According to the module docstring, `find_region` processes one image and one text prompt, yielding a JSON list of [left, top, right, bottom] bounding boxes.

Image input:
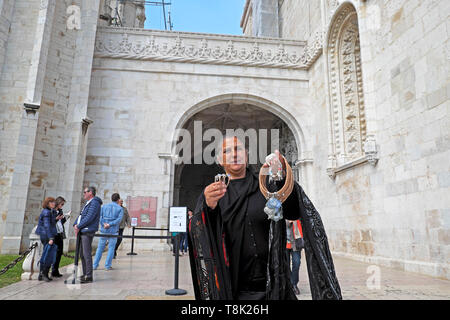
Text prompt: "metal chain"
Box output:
[[0, 242, 39, 276], [62, 252, 75, 259]]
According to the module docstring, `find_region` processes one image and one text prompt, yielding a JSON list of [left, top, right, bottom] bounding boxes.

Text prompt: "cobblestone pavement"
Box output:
[[0, 249, 448, 300]]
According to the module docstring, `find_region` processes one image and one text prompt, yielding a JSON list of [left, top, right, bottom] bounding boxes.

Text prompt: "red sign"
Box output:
[[126, 196, 157, 227]]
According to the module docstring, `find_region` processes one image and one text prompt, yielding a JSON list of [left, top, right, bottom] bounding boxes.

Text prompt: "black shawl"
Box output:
[[188, 171, 342, 300]]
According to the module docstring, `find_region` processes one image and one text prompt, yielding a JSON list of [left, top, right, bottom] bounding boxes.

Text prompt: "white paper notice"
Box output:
[[169, 207, 187, 232]]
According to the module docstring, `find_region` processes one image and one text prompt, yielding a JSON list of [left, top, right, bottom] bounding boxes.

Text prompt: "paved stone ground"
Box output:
[[0, 249, 449, 300]]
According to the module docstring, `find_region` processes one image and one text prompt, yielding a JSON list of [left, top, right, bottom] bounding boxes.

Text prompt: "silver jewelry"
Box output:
[[264, 195, 283, 222], [265, 153, 284, 182], [215, 173, 231, 187]]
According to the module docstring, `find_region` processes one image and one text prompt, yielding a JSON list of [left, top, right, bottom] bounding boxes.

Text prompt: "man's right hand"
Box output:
[[204, 181, 227, 210]]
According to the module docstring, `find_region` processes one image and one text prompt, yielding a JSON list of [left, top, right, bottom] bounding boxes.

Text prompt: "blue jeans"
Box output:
[[287, 249, 302, 286], [179, 232, 188, 252], [93, 234, 118, 270]]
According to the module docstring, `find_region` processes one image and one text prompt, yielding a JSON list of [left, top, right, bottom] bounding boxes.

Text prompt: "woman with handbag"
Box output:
[[52, 196, 70, 278], [35, 197, 58, 282]]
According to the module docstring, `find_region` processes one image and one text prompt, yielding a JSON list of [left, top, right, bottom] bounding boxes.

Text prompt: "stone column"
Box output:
[[294, 157, 314, 195], [60, 0, 101, 251], [252, 0, 280, 37], [0, 0, 15, 77], [1, 0, 56, 254], [121, 0, 145, 28], [1, 106, 40, 254]]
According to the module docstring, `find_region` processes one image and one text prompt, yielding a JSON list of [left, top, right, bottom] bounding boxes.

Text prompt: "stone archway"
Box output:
[[171, 98, 302, 209]]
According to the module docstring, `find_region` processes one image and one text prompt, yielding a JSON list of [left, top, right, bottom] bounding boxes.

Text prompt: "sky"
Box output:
[[144, 0, 247, 35]]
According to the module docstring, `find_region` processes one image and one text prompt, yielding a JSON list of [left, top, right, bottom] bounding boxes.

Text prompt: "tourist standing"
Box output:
[[36, 197, 57, 282], [73, 186, 102, 283], [286, 219, 304, 295], [114, 198, 131, 259], [51, 196, 70, 278]]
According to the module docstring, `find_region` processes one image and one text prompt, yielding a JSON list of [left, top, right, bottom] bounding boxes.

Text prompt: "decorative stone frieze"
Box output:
[[94, 27, 322, 70]]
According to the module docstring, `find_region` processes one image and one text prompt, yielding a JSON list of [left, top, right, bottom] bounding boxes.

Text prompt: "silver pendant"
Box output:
[[265, 153, 283, 183], [264, 195, 283, 222]]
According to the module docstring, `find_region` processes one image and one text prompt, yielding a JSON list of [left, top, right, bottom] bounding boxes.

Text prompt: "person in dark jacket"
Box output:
[[52, 196, 71, 278], [73, 186, 102, 283], [179, 208, 193, 256], [36, 197, 57, 282]]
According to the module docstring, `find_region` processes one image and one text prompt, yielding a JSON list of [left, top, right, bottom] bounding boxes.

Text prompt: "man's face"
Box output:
[[83, 188, 93, 201], [119, 199, 123, 206], [218, 137, 247, 175]]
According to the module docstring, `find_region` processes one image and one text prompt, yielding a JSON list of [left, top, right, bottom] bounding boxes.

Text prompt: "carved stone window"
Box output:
[[326, 3, 377, 179]]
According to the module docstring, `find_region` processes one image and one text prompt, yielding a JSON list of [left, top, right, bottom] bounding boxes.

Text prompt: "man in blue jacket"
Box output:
[[74, 186, 102, 283], [93, 193, 123, 271]]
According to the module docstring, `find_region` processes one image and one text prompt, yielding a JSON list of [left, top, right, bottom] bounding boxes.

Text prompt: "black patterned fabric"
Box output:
[[188, 179, 342, 300], [295, 184, 342, 299]]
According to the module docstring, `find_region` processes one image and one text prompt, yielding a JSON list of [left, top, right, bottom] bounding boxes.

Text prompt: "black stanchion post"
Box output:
[[127, 226, 138, 255], [165, 233, 187, 296], [65, 232, 81, 284]]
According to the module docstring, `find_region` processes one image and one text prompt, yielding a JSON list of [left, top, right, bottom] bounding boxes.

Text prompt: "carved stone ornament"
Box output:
[[327, 4, 369, 168], [81, 118, 93, 136], [23, 103, 40, 116], [94, 27, 323, 70], [363, 135, 378, 166], [326, 3, 377, 178]]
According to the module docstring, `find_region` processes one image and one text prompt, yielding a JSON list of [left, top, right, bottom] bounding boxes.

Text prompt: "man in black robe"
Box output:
[[188, 136, 342, 300]]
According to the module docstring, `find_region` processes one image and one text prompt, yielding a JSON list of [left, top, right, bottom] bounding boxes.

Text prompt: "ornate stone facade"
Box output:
[[94, 26, 326, 70], [326, 3, 377, 178], [95, 27, 306, 69], [242, 0, 449, 280], [0, 0, 448, 280]]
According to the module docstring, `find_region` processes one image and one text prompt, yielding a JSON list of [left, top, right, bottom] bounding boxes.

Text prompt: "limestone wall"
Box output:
[[0, 0, 101, 253], [278, 0, 450, 278], [85, 28, 311, 250], [23, 0, 101, 252], [278, 0, 322, 40], [0, 0, 14, 78], [21, 0, 81, 251]]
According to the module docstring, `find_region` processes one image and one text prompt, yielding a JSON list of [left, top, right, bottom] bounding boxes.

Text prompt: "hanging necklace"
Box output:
[[259, 154, 294, 221]]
